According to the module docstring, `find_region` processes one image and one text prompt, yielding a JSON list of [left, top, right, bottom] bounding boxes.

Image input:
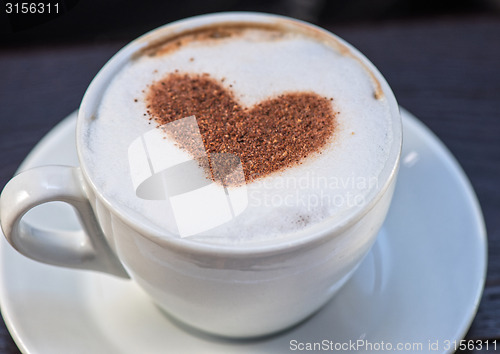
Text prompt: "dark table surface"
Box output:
[[0, 13, 499, 353]]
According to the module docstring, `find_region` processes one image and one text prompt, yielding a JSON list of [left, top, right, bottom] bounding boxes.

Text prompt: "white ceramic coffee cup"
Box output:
[[0, 12, 402, 338]]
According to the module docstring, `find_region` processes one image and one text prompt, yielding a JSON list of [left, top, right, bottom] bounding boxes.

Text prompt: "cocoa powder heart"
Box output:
[[144, 73, 337, 183]]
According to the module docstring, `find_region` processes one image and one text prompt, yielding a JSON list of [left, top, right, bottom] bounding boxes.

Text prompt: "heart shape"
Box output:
[[144, 73, 337, 183]]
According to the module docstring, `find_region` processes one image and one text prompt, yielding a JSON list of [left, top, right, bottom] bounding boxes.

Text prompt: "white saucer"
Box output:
[[0, 108, 487, 354]]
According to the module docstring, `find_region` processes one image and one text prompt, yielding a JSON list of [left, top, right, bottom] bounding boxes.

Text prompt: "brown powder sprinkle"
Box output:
[[145, 72, 337, 184]]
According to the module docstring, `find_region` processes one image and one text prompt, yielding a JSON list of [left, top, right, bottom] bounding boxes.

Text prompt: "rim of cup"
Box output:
[[76, 12, 402, 257]]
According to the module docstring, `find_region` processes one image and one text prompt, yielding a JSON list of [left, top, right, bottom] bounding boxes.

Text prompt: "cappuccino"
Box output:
[[82, 18, 395, 243]]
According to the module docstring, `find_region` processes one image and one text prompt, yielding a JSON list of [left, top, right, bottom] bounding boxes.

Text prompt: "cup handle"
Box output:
[[0, 165, 129, 278]]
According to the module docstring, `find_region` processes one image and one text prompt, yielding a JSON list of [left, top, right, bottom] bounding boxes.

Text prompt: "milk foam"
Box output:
[[82, 25, 394, 244]]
